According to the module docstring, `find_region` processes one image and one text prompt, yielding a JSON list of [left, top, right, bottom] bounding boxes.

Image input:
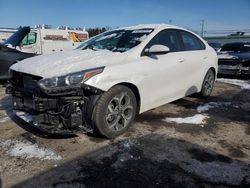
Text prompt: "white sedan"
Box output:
[[9, 24, 218, 138]]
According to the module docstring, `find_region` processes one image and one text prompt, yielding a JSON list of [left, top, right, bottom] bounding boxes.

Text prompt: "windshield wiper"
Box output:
[[85, 46, 104, 51]]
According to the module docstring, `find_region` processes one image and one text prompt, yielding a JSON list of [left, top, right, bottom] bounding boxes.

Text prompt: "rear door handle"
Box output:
[[178, 58, 185, 63]]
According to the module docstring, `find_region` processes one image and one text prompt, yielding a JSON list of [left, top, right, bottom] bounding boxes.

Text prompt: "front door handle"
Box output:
[[178, 58, 185, 63]]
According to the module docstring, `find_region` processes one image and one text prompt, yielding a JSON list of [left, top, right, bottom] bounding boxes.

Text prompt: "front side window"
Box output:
[[145, 30, 181, 52], [21, 32, 37, 46], [77, 29, 153, 53], [180, 31, 205, 51]]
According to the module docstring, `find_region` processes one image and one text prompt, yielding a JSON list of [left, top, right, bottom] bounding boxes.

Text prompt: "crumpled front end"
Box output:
[[218, 58, 250, 76], [6, 71, 103, 134]]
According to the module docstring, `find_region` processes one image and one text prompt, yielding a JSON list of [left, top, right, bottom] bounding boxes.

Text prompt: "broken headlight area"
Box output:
[[218, 59, 250, 75], [6, 71, 104, 134], [38, 67, 104, 90]]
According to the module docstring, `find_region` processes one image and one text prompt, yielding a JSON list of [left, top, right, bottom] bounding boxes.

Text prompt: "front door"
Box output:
[[140, 29, 187, 108]]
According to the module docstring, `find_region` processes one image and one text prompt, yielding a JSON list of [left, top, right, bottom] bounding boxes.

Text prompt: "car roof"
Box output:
[[116, 24, 183, 31]]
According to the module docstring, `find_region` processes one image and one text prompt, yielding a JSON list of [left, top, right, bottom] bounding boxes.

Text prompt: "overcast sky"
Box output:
[[1, 0, 250, 32]]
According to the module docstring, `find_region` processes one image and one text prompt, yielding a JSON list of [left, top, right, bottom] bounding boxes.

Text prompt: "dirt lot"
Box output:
[[0, 80, 249, 188]]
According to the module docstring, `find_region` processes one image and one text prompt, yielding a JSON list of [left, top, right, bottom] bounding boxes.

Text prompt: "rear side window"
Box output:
[[180, 31, 205, 51], [146, 30, 181, 52]]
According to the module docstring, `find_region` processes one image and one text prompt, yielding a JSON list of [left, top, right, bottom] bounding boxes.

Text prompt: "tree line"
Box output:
[[86, 27, 111, 37]]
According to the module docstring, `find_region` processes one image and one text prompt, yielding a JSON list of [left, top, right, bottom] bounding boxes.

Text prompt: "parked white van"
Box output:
[[20, 26, 89, 54], [0, 26, 89, 79]]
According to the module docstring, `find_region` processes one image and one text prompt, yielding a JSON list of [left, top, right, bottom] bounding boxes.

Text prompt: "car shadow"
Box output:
[[0, 95, 12, 111], [10, 133, 250, 188], [0, 81, 7, 87], [218, 74, 250, 80]]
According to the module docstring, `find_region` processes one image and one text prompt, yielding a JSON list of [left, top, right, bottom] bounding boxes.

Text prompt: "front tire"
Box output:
[[92, 85, 137, 138], [199, 69, 215, 98]]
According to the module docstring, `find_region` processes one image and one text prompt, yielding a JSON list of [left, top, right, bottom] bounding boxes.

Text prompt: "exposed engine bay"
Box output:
[[6, 71, 103, 134]]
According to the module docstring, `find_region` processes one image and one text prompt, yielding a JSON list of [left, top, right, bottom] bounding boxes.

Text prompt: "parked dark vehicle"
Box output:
[[208, 42, 221, 52], [0, 27, 35, 80], [218, 42, 250, 76]]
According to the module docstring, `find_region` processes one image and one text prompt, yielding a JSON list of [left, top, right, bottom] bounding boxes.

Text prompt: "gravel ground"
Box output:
[[0, 80, 249, 188]]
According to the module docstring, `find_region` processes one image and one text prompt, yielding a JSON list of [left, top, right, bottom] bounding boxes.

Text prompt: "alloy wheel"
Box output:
[[106, 92, 134, 131]]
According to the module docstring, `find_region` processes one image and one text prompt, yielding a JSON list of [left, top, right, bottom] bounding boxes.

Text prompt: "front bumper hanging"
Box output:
[[6, 73, 103, 134]]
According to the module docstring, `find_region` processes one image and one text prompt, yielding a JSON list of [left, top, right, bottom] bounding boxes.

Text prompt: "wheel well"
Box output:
[[209, 67, 216, 77], [115, 82, 141, 114]]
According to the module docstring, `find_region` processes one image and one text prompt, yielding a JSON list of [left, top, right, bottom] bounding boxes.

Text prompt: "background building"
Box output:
[[203, 30, 250, 45], [0, 28, 17, 41]]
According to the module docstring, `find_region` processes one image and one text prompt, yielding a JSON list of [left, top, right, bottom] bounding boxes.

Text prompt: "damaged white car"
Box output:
[[7, 24, 218, 138]]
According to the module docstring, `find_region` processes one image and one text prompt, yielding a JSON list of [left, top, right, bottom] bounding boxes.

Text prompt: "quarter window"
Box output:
[[180, 31, 205, 51], [146, 30, 181, 52]]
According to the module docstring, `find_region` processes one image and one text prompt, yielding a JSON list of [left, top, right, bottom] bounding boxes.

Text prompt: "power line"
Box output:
[[201, 20, 205, 37]]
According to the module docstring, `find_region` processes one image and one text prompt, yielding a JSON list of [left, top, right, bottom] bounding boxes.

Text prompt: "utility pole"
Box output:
[[201, 19, 205, 37]]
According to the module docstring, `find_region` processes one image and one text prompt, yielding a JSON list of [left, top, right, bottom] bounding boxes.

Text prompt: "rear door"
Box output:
[[177, 30, 208, 94]]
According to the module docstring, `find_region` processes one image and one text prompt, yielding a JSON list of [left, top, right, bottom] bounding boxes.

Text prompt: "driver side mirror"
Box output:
[[145, 44, 170, 55]]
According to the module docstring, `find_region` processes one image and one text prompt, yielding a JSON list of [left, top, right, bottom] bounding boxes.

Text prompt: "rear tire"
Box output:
[[92, 85, 137, 138], [199, 69, 215, 98]]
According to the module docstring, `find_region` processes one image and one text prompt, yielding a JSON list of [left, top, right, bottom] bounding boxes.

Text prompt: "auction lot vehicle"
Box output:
[[7, 24, 218, 138], [0, 26, 88, 79], [208, 42, 221, 52], [218, 42, 250, 76]]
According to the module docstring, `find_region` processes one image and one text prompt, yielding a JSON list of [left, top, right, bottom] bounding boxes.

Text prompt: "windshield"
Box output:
[[77, 29, 154, 52], [4, 27, 30, 47], [221, 43, 250, 53]]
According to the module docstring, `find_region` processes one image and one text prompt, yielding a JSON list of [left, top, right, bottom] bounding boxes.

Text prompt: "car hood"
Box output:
[[218, 51, 250, 60], [11, 49, 127, 78]]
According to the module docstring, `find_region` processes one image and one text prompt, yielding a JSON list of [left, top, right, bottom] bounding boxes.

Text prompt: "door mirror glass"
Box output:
[[145, 44, 170, 55]]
